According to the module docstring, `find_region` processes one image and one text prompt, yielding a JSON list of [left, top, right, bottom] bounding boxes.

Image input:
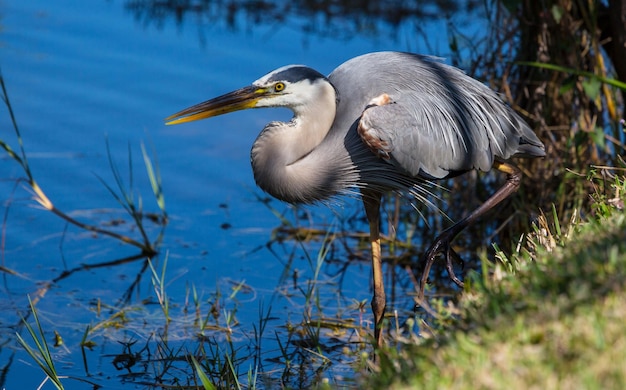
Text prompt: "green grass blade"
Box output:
[[141, 142, 166, 213], [224, 351, 242, 390], [16, 297, 64, 390], [517, 61, 626, 90], [0, 69, 33, 179], [191, 355, 217, 390]]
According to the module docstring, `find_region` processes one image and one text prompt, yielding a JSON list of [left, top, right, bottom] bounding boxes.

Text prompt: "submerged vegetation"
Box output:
[[2, 0, 626, 388]]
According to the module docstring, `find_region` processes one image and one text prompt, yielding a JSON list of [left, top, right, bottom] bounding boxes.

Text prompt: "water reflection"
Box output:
[[125, 0, 482, 40]]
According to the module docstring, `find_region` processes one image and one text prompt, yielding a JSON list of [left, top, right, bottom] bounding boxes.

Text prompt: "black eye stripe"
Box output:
[[267, 66, 326, 84]]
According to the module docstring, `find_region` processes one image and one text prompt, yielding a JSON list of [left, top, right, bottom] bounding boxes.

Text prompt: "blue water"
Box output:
[[0, 1, 480, 388]]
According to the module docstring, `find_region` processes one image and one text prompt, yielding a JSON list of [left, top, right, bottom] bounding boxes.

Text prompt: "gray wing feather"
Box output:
[[359, 101, 457, 178], [332, 52, 545, 180]]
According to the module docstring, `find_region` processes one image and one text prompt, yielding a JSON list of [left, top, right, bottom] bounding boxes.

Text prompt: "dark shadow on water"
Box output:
[[124, 0, 484, 45]]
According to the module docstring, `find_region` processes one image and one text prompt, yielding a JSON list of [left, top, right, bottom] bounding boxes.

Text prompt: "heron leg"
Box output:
[[361, 189, 385, 348], [418, 161, 522, 301]]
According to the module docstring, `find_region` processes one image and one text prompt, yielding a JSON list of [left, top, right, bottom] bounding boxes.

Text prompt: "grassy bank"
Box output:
[[369, 174, 626, 389]]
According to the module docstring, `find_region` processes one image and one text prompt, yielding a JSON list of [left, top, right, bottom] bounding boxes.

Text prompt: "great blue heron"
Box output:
[[165, 51, 545, 347]]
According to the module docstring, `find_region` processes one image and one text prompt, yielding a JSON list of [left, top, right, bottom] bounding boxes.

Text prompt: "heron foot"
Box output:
[[418, 231, 465, 300]]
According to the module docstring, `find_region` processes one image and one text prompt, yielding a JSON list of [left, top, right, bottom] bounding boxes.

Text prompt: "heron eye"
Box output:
[[274, 82, 285, 92]]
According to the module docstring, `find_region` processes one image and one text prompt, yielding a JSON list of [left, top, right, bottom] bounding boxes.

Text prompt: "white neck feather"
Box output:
[[250, 80, 346, 203]]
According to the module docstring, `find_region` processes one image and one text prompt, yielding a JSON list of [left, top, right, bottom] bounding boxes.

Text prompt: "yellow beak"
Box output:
[[165, 85, 265, 125]]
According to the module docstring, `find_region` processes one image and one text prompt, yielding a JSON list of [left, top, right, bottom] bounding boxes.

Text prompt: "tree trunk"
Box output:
[[604, 0, 626, 83]]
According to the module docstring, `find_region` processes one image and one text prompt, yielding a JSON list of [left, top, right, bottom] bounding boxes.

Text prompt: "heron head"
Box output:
[[165, 65, 330, 125]]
